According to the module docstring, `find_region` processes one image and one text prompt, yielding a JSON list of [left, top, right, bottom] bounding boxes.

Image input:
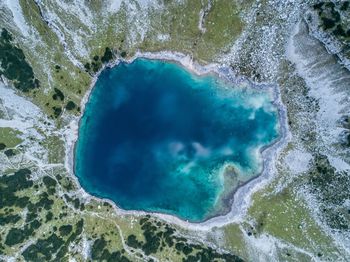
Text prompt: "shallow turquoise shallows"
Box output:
[[75, 58, 279, 221]]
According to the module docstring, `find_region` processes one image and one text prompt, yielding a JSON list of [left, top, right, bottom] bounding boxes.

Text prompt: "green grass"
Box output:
[[246, 182, 342, 259], [2, 0, 244, 124], [220, 223, 248, 260], [41, 136, 65, 164], [0, 128, 23, 148], [138, 0, 243, 63], [194, 0, 243, 61], [15, 0, 91, 119]]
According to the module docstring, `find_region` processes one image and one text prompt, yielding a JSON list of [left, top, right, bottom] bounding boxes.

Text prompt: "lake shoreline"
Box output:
[[64, 51, 290, 230]]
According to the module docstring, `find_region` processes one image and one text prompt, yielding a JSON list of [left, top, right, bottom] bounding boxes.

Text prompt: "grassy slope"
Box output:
[[0, 128, 22, 148]]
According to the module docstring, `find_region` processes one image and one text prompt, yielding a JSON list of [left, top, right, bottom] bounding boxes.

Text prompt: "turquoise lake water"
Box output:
[[75, 58, 279, 221]]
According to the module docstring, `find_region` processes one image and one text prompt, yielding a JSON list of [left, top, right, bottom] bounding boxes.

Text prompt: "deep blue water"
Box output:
[[75, 58, 279, 221]]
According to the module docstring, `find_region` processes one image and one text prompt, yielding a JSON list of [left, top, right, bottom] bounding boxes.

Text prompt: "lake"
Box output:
[[75, 58, 279, 221]]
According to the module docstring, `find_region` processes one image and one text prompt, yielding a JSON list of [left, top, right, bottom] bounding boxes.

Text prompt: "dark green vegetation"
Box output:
[[49, 87, 79, 118], [101, 47, 114, 63], [0, 29, 40, 92], [5, 220, 41, 246], [22, 233, 64, 261], [126, 216, 244, 261], [59, 225, 73, 236], [50, 88, 69, 117], [312, 2, 350, 59], [340, 115, 350, 146], [65, 101, 76, 110], [0, 143, 6, 150], [43, 175, 57, 194], [313, 2, 344, 33], [0, 167, 86, 260], [22, 219, 84, 261], [84, 47, 116, 75], [0, 168, 33, 210], [0, 165, 243, 260], [308, 155, 350, 231], [52, 106, 62, 118], [4, 148, 15, 157], [52, 88, 64, 101], [90, 237, 131, 262], [0, 213, 21, 226]]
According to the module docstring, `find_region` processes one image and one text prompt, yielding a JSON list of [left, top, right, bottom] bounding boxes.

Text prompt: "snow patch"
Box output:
[[328, 156, 350, 172], [4, 0, 31, 37], [109, 0, 122, 12], [0, 82, 55, 166], [285, 149, 312, 174], [286, 21, 350, 160], [0, 83, 42, 120], [157, 34, 170, 42], [244, 233, 278, 261]]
